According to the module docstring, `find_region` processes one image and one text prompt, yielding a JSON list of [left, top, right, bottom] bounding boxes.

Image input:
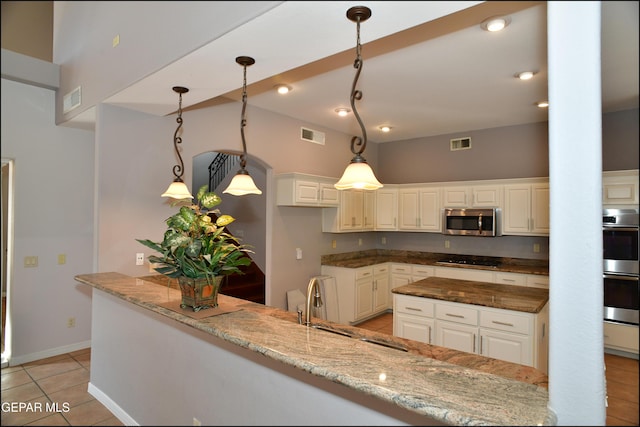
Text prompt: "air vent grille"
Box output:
[[450, 137, 472, 151], [300, 127, 325, 145], [63, 86, 82, 113]]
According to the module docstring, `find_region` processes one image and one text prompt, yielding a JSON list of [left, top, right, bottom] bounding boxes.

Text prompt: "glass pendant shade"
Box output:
[[223, 171, 262, 196], [161, 180, 193, 200], [335, 159, 383, 190]]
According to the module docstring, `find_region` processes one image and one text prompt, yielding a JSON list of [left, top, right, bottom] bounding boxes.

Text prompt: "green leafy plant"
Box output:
[[137, 185, 253, 281]]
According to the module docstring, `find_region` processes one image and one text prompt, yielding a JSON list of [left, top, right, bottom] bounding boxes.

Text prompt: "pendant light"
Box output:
[[161, 86, 194, 200], [223, 56, 263, 196], [334, 6, 383, 191]]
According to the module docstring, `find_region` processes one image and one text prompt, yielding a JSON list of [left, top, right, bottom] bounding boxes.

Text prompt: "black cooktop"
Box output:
[[436, 255, 501, 268]]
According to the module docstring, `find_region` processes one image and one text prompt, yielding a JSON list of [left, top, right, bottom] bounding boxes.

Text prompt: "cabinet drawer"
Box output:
[[355, 267, 373, 280], [480, 310, 530, 335], [526, 275, 549, 289], [495, 272, 526, 286], [391, 264, 412, 275], [412, 265, 435, 277], [436, 303, 478, 326], [373, 264, 389, 275], [394, 294, 434, 317]]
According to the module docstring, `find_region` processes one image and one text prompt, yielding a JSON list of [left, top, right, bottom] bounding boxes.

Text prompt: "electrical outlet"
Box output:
[[58, 254, 66, 265], [67, 317, 76, 328], [136, 253, 144, 266], [381, 237, 387, 245], [445, 240, 450, 249], [533, 243, 540, 253], [358, 238, 363, 246], [332, 240, 336, 249], [24, 256, 38, 268], [296, 248, 302, 260]]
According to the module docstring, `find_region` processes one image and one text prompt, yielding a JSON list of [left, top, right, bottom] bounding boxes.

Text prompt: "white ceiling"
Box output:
[[88, 1, 638, 143]]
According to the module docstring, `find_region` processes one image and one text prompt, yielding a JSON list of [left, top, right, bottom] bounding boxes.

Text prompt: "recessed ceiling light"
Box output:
[[274, 84, 292, 94], [481, 16, 511, 32], [515, 71, 536, 80], [378, 125, 392, 133], [335, 108, 350, 117]]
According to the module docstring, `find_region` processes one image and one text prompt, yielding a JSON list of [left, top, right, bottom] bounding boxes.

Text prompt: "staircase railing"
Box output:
[[208, 153, 239, 192]]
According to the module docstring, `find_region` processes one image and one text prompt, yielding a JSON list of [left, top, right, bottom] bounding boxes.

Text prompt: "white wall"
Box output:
[[1, 77, 95, 364]]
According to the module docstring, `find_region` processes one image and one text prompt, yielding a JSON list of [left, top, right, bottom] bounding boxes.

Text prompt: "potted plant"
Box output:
[[137, 185, 253, 311]]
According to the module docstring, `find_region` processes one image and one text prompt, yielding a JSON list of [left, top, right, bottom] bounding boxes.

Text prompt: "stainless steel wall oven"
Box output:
[[603, 208, 639, 326]]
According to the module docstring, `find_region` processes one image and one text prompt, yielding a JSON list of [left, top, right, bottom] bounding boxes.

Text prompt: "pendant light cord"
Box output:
[[171, 86, 188, 182], [349, 11, 368, 158], [239, 63, 249, 171]]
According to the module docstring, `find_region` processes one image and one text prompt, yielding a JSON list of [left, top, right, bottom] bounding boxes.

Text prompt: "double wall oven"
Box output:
[[603, 208, 639, 326]]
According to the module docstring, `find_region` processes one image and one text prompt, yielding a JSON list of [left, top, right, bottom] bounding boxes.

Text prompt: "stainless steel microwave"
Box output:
[[442, 207, 501, 237]]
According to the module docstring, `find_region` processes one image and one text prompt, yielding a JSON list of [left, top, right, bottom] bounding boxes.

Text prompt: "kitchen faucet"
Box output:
[[303, 277, 324, 326]]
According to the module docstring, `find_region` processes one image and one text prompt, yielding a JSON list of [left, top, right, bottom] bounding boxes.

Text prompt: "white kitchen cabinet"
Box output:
[[442, 184, 503, 208], [602, 169, 639, 206], [495, 271, 549, 289], [321, 264, 390, 324], [375, 186, 398, 230], [276, 173, 339, 207], [393, 294, 434, 344], [434, 265, 495, 282], [322, 189, 375, 232], [604, 321, 639, 355], [435, 302, 479, 353], [390, 264, 436, 309], [373, 264, 390, 313], [398, 186, 441, 231], [503, 181, 550, 236], [395, 293, 548, 371]]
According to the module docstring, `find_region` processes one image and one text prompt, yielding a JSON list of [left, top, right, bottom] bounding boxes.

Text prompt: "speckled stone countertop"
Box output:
[[75, 272, 553, 426], [321, 249, 549, 275], [393, 277, 549, 313]]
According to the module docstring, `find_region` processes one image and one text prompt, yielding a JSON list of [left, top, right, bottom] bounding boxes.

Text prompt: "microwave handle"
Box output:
[[478, 213, 483, 233]]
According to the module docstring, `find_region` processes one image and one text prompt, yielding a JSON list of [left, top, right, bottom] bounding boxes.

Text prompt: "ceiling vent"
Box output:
[[300, 127, 325, 145], [450, 137, 471, 151], [63, 86, 82, 114]]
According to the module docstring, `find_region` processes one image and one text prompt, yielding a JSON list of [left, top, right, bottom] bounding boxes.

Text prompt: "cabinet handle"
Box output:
[[479, 336, 483, 354], [428, 325, 432, 344], [405, 306, 422, 312], [445, 313, 464, 319], [491, 320, 514, 327], [501, 278, 516, 283], [373, 280, 377, 291], [473, 334, 476, 353]]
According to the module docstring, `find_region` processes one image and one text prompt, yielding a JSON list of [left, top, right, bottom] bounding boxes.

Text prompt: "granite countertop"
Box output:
[[321, 249, 549, 275], [75, 272, 553, 426], [392, 277, 549, 313]]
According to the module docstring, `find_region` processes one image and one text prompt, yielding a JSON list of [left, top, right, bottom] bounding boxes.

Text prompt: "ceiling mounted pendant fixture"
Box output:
[[161, 86, 194, 200], [334, 6, 383, 191], [223, 56, 262, 196]]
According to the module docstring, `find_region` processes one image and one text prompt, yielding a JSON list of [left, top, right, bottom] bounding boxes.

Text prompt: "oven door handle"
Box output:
[[603, 274, 639, 281], [603, 226, 639, 232]]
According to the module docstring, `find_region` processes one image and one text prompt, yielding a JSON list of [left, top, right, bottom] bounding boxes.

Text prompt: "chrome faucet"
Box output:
[[303, 277, 324, 326]]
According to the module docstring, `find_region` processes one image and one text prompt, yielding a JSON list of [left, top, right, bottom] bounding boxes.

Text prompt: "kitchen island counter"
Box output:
[[75, 272, 553, 426], [392, 276, 549, 313]]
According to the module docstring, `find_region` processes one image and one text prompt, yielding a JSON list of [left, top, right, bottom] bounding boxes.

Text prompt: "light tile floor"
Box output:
[[1, 348, 123, 426]]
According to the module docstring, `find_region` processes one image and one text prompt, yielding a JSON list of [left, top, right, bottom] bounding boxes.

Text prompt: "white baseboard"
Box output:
[[88, 382, 138, 426], [8, 340, 92, 366]]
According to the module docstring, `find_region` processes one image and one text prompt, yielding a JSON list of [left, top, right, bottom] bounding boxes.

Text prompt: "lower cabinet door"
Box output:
[[480, 329, 532, 366], [394, 312, 433, 344], [435, 321, 477, 353]]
